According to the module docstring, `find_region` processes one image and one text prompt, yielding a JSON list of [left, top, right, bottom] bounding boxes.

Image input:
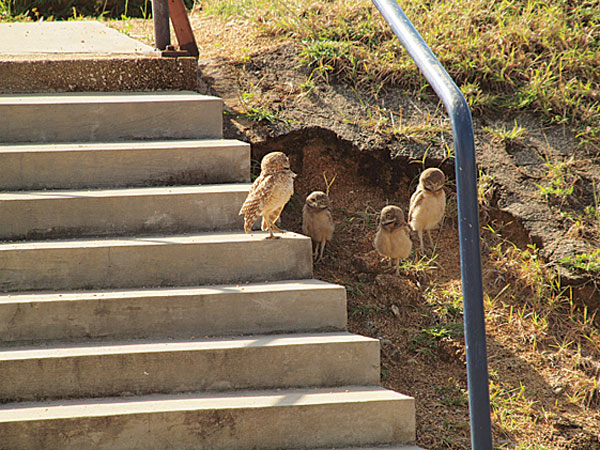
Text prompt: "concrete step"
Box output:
[[0, 139, 250, 190], [0, 333, 379, 402], [0, 184, 251, 240], [0, 92, 223, 143], [0, 232, 313, 292], [0, 280, 347, 343], [0, 386, 415, 449]]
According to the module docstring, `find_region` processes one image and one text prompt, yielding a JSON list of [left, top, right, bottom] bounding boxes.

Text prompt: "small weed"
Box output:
[[344, 281, 367, 300], [478, 169, 495, 207], [399, 253, 438, 275], [298, 72, 316, 95], [436, 379, 468, 407], [560, 249, 600, 274], [392, 112, 450, 146], [537, 156, 578, 204], [482, 120, 527, 146], [350, 303, 386, 317], [322, 172, 336, 197], [340, 206, 379, 231], [250, 159, 261, 182], [240, 91, 278, 123]]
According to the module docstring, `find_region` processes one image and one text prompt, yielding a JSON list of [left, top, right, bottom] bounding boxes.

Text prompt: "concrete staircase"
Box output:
[[0, 92, 416, 449]]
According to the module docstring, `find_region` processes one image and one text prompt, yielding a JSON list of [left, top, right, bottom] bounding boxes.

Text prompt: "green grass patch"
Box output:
[[201, 0, 600, 149]]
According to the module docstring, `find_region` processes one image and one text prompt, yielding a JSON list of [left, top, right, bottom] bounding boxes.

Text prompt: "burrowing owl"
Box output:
[[374, 205, 412, 275], [302, 191, 334, 263], [408, 167, 446, 252], [239, 152, 296, 239]]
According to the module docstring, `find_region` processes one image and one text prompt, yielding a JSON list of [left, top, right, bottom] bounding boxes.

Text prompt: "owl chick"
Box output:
[[302, 191, 334, 263], [408, 167, 446, 252], [374, 205, 412, 275], [239, 152, 296, 239]]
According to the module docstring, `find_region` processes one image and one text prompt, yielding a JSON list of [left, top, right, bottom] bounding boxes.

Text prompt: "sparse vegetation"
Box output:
[[4, 1, 600, 448], [197, 0, 600, 150]]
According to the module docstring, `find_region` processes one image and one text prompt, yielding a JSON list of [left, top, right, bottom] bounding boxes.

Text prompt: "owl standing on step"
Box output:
[[302, 191, 334, 263], [408, 168, 446, 252], [374, 205, 412, 275], [239, 152, 296, 239]]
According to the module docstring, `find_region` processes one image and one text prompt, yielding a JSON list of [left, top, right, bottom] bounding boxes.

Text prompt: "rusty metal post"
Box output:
[[152, 0, 170, 50]]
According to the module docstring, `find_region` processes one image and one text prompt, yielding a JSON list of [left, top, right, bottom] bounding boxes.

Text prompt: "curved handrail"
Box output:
[[370, 1, 493, 448]]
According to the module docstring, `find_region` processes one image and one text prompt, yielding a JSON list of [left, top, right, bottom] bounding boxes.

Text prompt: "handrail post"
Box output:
[[152, 0, 170, 50], [370, 1, 493, 448]]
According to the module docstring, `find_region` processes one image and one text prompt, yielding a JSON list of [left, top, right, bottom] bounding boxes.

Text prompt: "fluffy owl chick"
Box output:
[[408, 167, 446, 252], [374, 205, 412, 275], [302, 191, 334, 263], [239, 152, 296, 239]]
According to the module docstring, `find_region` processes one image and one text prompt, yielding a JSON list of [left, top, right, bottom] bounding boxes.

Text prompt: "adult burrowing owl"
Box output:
[[408, 167, 446, 252], [374, 205, 412, 275], [302, 191, 334, 263], [239, 152, 296, 239]]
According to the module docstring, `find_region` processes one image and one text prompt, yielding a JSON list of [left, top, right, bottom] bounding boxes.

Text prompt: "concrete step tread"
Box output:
[[0, 386, 411, 422], [0, 138, 248, 154], [0, 231, 309, 250], [0, 332, 375, 358], [0, 279, 346, 342], [0, 279, 340, 303], [0, 91, 219, 105], [1, 91, 223, 143], [0, 183, 251, 200]]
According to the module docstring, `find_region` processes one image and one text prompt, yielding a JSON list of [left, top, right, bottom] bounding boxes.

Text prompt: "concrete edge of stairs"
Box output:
[[0, 139, 251, 190], [0, 184, 251, 240], [0, 386, 416, 449], [0, 333, 381, 402], [0, 92, 224, 143], [0, 279, 348, 342], [0, 232, 314, 292]]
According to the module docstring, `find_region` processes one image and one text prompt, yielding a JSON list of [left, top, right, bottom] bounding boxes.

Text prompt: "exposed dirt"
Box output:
[[195, 39, 600, 284], [111, 15, 600, 450]]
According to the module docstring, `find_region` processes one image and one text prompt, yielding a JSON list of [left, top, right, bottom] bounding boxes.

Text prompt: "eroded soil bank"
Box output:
[[199, 42, 600, 286], [192, 30, 600, 450]]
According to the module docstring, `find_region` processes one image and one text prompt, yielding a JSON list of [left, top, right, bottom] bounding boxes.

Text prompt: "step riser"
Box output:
[[0, 398, 415, 450], [1, 340, 379, 402], [0, 141, 250, 190], [0, 93, 223, 143], [0, 284, 347, 342], [0, 235, 313, 292], [0, 189, 249, 240]]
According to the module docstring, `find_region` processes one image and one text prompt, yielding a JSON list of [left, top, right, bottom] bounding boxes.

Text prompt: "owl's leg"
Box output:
[[315, 240, 326, 263], [270, 206, 285, 234], [313, 241, 320, 261], [395, 258, 400, 275], [318, 239, 327, 262], [417, 230, 425, 253], [262, 216, 278, 239], [265, 224, 280, 239], [427, 229, 434, 248]]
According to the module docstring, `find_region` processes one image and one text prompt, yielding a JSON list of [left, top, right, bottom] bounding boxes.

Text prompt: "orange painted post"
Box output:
[[168, 0, 199, 57]]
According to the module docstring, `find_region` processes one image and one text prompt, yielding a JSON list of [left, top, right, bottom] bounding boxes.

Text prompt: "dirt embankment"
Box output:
[[199, 42, 599, 285]]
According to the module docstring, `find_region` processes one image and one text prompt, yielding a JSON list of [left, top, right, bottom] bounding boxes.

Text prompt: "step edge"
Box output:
[[0, 332, 378, 359], [0, 279, 344, 303], [0, 386, 413, 422], [0, 183, 252, 200]]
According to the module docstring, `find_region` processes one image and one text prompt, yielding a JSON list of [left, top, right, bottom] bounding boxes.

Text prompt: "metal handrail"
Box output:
[[370, 0, 493, 448]]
